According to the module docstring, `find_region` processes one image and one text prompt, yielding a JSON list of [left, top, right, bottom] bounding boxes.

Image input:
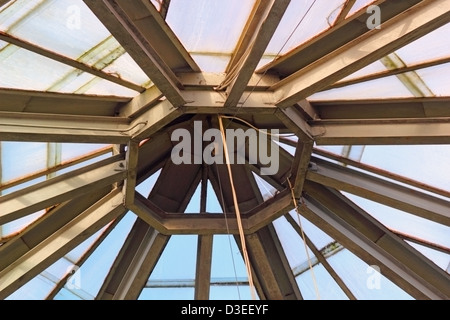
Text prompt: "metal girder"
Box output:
[[83, 0, 186, 107], [0, 155, 126, 225], [284, 214, 357, 300], [306, 157, 450, 226], [0, 111, 131, 143], [311, 97, 450, 120], [0, 187, 110, 272], [181, 90, 278, 115], [0, 88, 128, 116], [118, 86, 163, 118], [179, 72, 279, 91], [110, 225, 169, 300], [113, 0, 199, 73], [275, 106, 314, 141], [123, 141, 139, 206], [311, 118, 450, 145], [273, 0, 450, 107], [258, 0, 420, 76], [130, 99, 183, 141], [245, 225, 302, 300], [302, 182, 450, 300], [289, 141, 313, 198], [0, 31, 144, 93], [0, 189, 127, 300], [0, 0, 11, 9], [194, 235, 213, 300], [220, 0, 290, 107]]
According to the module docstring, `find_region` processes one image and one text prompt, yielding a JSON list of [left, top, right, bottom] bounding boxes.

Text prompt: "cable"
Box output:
[[218, 115, 257, 300], [287, 178, 321, 300], [219, 115, 296, 137]]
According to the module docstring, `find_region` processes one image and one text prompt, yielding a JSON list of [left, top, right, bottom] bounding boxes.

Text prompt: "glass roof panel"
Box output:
[[308, 75, 414, 101], [295, 264, 348, 300], [2, 0, 111, 60], [166, 0, 256, 71], [327, 249, 414, 300], [407, 242, 450, 272], [360, 145, 450, 191], [344, 193, 450, 255], [395, 24, 450, 67], [416, 64, 450, 96], [6, 274, 55, 300]]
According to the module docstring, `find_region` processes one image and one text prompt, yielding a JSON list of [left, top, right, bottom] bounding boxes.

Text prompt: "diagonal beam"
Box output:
[[274, 0, 450, 107], [258, 0, 420, 75], [0, 0, 11, 8], [302, 182, 450, 300], [0, 155, 126, 225], [326, 56, 450, 90], [111, 225, 169, 300], [0, 187, 111, 273], [113, 0, 199, 72], [0, 31, 144, 92], [0, 189, 127, 300], [306, 157, 450, 226], [221, 0, 290, 107], [83, 0, 186, 107], [245, 225, 302, 300]]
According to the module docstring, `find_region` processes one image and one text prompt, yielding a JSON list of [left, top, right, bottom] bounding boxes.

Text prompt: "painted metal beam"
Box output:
[[0, 189, 127, 300], [258, 0, 420, 75], [0, 87, 128, 116], [245, 225, 302, 300], [221, 0, 290, 107], [83, 0, 186, 107], [0, 187, 111, 272], [111, 226, 169, 300], [113, 0, 199, 72], [311, 118, 450, 145], [123, 141, 139, 206], [0, 155, 126, 225], [0, 111, 131, 143], [274, 0, 450, 107], [302, 182, 450, 300], [306, 157, 450, 226], [311, 97, 450, 120], [194, 235, 213, 300]]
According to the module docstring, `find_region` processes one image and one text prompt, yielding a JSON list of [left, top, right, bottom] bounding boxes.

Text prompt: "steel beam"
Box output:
[[221, 0, 290, 107], [0, 155, 126, 225], [306, 157, 450, 226], [0, 88, 128, 116], [311, 118, 450, 145], [0, 189, 127, 300], [111, 226, 169, 300], [113, 0, 199, 73], [302, 182, 450, 300], [311, 97, 450, 120], [0, 111, 131, 143], [245, 225, 302, 300], [83, 0, 186, 107], [0, 187, 111, 272], [274, 0, 450, 107], [123, 141, 139, 206]]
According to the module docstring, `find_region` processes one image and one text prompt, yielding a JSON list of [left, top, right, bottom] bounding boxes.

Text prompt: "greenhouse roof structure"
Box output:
[[0, 0, 449, 300]]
